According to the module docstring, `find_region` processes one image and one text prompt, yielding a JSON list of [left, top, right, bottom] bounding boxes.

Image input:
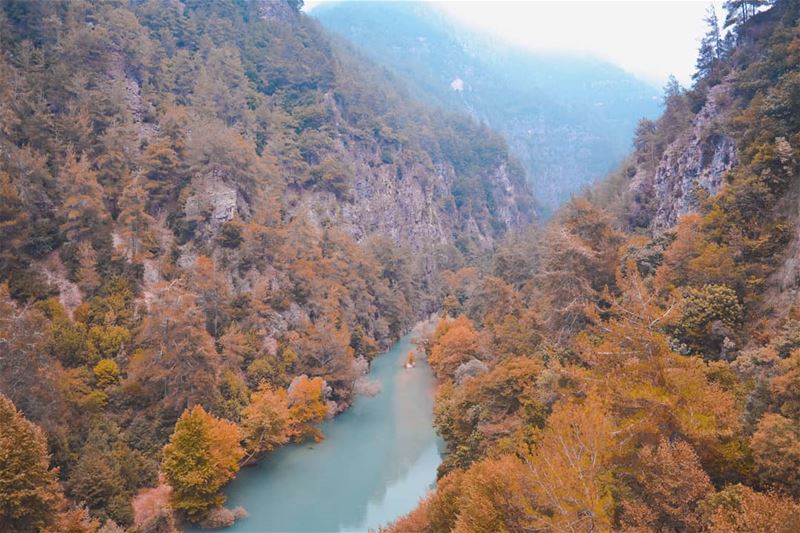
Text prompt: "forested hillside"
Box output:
[[313, 1, 660, 213], [388, 1, 800, 531], [0, 0, 532, 530]]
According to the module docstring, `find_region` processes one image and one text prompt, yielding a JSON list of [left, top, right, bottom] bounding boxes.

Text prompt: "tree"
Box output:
[[161, 405, 244, 523], [116, 175, 158, 260], [674, 284, 743, 357], [619, 439, 714, 531], [705, 484, 800, 532], [450, 455, 532, 533], [93, 359, 120, 388], [434, 356, 547, 473], [287, 375, 328, 443], [428, 315, 481, 381], [128, 282, 220, 413], [66, 420, 154, 526], [77, 241, 102, 294], [516, 396, 615, 532], [241, 382, 291, 462], [57, 149, 106, 243], [663, 74, 682, 101], [533, 199, 622, 339], [0, 285, 68, 431], [770, 349, 800, 420], [750, 413, 800, 496], [695, 5, 723, 81], [141, 137, 182, 211], [0, 394, 63, 531], [723, 0, 770, 30], [56, 506, 101, 533], [192, 256, 231, 338], [581, 265, 742, 477], [291, 321, 356, 395]]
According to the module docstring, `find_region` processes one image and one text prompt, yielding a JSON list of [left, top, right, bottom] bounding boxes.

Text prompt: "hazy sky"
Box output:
[[306, 1, 725, 87]]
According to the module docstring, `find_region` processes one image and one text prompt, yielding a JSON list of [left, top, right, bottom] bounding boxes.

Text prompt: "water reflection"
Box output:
[[213, 330, 442, 533]]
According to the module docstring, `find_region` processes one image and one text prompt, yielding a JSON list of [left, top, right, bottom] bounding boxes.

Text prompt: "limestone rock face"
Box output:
[[629, 80, 738, 232], [184, 175, 243, 230], [255, 0, 297, 23], [286, 95, 533, 252]]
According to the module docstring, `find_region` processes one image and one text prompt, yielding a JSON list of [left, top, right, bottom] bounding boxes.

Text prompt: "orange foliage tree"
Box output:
[[287, 375, 329, 443], [161, 405, 244, 523], [428, 315, 482, 381], [241, 382, 291, 462]]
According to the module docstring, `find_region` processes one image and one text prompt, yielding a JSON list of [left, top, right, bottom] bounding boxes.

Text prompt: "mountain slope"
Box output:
[[313, 0, 660, 213], [387, 1, 800, 530], [0, 0, 532, 528]]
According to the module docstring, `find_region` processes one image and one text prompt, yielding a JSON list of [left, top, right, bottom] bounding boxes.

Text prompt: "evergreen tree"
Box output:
[[724, 0, 770, 30], [57, 149, 107, 243], [77, 241, 102, 294], [694, 5, 723, 82], [663, 74, 683, 101], [128, 282, 220, 412], [116, 175, 158, 260]]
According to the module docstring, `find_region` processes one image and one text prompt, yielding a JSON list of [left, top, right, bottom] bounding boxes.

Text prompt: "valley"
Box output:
[[2, 1, 800, 532]]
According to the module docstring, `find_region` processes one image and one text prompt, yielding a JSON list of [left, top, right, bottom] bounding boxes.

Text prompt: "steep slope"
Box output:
[[0, 0, 532, 528], [387, 1, 800, 531], [313, 0, 660, 213]]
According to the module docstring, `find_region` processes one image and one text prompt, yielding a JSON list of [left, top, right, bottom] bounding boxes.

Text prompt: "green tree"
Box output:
[[723, 0, 770, 30], [695, 5, 722, 81], [674, 284, 743, 357]]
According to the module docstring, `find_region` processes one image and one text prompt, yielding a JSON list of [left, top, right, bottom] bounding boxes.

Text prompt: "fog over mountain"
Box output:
[[313, 1, 661, 213]]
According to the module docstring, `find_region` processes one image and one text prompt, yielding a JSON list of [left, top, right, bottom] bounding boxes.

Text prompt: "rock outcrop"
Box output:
[[291, 133, 532, 252], [629, 80, 738, 232]]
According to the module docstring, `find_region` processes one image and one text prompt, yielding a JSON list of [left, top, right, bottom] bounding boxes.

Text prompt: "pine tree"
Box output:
[[723, 0, 770, 30], [57, 149, 106, 242], [694, 5, 723, 82], [117, 175, 158, 260], [0, 394, 63, 531], [128, 282, 220, 412], [663, 74, 682, 101], [77, 241, 102, 294]]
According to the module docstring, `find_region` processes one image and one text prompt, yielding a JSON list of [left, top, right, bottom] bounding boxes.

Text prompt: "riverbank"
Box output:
[[190, 322, 443, 532]]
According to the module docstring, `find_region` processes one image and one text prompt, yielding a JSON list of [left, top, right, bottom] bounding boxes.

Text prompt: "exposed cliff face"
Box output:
[[628, 80, 739, 231], [172, 3, 534, 257], [288, 125, 532, 252]]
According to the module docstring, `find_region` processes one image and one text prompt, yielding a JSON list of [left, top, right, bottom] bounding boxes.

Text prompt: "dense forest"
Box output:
[[4, 0, 800, 532], [387, 0, 800, 531], [0, 0, 532, 530]]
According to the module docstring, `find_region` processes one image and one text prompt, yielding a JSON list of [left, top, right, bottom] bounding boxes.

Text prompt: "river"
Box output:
[[213, 328, 443, 532]]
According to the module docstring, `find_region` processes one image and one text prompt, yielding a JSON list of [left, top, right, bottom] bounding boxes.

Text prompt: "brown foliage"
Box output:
[[429, 316, 482, 381], [618, 439, 714, 531], [704, 484, 800, 533]]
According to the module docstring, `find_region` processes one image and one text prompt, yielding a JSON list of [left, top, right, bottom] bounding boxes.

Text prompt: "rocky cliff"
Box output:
[[627, 79, 739, 231], [170, 5, 534, 261]]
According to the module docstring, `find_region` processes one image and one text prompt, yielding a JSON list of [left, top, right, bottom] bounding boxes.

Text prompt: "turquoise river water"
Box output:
[[210, 330, 443, 532]]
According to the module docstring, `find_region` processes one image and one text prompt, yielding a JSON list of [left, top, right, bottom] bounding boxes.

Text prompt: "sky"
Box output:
[[305, 1, 725, 87]]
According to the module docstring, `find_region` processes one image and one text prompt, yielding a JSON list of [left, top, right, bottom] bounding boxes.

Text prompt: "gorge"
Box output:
[[3, 1, 800, 532]]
